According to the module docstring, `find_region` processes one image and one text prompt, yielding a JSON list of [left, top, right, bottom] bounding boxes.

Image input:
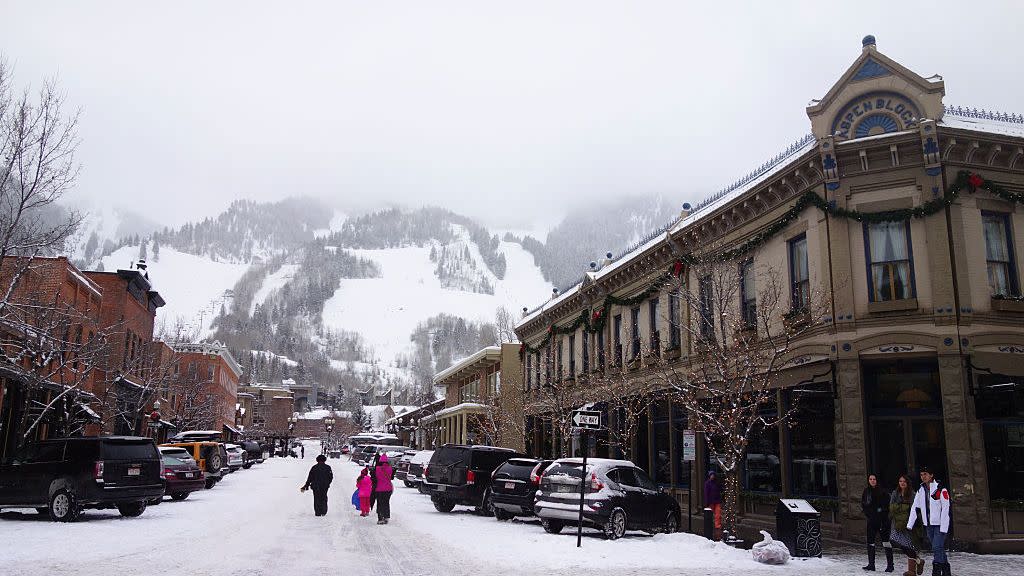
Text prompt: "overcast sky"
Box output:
[[2, 1, 1021, 231]]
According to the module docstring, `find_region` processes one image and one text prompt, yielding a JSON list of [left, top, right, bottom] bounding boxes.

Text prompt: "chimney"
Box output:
[[679, 202, 693, 220]]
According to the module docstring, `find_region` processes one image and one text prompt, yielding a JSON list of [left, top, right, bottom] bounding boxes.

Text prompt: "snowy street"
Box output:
[[1, 442, 1019, 576]]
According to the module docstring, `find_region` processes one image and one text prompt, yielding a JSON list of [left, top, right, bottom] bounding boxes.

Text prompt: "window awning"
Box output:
[[223, 423, 242, 435]]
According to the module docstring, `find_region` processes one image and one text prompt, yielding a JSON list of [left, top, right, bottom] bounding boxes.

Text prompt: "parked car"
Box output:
[[406, 450, 433, 491], [340, 445, 350, 455], [395, 450, 418, 481], [423, 444, 525, 514], [0, 436, 164, 521], [157, 446, 206, 501], [533, 458, 681, 540], [377, 446, 412, 467], [224, 444, 245, 472], [168, 430, 222, 442], [489, 458, 554, 520], [239, 441, 264, 465], [161, 441, 228, 489]]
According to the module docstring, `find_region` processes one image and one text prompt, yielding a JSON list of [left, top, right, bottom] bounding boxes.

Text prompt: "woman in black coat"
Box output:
[[862, 473, 894, 572]]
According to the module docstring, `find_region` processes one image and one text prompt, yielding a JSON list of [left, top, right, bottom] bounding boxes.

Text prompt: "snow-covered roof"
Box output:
[[940, 105, 1024, 138], [433, 346, 502, 384], [419, 402, 491, 424], [517, 133, 818, 332]]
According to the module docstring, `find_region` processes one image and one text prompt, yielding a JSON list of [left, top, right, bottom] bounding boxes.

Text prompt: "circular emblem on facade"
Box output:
[[944, 337, 954, 346], [830, 91, 921, 140], [842, 343, 852, 352]]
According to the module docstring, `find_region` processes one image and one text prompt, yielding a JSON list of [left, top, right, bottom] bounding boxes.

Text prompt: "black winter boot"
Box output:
[[883, 546, 894, 572], [941, 562, 951, 576], [930, 561, 940, 576], [863, 545, 876, 571]]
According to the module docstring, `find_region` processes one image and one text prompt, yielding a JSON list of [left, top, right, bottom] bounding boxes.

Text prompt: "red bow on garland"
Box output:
[[968, 173, 984, 190], [591, 308, 603, 321], [672, 260, 684, 277]]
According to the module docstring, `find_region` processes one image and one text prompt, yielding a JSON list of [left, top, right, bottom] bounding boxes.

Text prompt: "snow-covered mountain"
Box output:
[[65, 196, 675, 400]]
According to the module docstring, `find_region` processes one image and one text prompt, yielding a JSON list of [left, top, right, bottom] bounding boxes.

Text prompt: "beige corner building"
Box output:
[[514, 37, 1024, 552], [424, 344, 525, 451]]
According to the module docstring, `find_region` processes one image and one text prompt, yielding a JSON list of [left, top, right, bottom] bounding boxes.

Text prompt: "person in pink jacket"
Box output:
[[356, 467, 373, 517], [374, 454, 395, 524]]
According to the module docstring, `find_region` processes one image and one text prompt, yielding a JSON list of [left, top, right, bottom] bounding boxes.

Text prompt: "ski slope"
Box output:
[[321, 237, 550, 364]]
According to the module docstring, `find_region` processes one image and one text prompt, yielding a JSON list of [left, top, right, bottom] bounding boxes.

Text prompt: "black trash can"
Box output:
[[775, 499, 822, 558]]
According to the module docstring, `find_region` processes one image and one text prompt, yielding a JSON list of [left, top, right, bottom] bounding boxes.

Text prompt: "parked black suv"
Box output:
[[0, 436, 165, 522], [423, 444, 524, 514], [489, 457, 554, 520]]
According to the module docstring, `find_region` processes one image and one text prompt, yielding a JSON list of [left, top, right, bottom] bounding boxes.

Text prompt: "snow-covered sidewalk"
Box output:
[[1, 443, 1019, 576]]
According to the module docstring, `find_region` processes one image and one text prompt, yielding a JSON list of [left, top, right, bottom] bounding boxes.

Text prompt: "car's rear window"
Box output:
[[544, 462, 586, 480], [410, 450, 433, 464], [470, 450, 521, 470], [102, 440, 157, 460], [162, 453, 194, 465], [431, 446, 469, 466], [497, 459, 539, 477]]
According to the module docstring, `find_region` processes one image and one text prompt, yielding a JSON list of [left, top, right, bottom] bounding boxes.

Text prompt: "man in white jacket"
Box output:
[[906, 466, 951, 576]]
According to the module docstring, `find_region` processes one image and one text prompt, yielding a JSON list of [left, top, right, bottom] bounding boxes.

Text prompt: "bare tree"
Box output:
[[494, 306, 518, 344], [0, 58, 84, 450], [653, 254, 828, 537]]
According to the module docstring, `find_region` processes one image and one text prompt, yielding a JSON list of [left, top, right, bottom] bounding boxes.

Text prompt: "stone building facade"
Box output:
[[513, 37, 1024, 551]]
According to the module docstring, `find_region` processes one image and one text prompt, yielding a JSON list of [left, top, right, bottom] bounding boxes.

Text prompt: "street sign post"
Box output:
[[683, 429, 696, 534], [570, 409, 602, 547], [571, 409, 601, 430]]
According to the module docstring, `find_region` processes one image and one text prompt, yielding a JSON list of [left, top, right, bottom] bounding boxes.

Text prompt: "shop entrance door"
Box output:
[[871, 417, 947, 487]]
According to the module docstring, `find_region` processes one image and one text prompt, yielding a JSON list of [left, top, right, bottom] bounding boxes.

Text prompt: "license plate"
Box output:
[[184, 472, 194, 478], [505, 482, 515, 490], [436, 484, 447, 492], [128, 468, 140, 476], [556, 484, 575, 493]]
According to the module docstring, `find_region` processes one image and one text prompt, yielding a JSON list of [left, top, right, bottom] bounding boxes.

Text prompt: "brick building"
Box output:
[[0, 256, 104, 459], [83, 262, 165, 436], [168, 341, 242, 437]]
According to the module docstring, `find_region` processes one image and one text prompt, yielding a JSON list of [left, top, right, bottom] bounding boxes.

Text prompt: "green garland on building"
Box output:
[[520, 170, 1023, 356]]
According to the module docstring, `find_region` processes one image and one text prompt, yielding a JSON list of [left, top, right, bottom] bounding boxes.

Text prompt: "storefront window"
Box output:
[[744, 405, 781, 493], [652, 400, 671, 485], [788, 386, 837, 498], [983, 424, 1024, 500], [673, 405, 692, 488], [864, 359, 942, 413], [976, 374, 1024, 500]]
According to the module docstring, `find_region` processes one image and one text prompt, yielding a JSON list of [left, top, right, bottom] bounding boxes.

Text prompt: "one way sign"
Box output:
[[571, 409, 602, 430]]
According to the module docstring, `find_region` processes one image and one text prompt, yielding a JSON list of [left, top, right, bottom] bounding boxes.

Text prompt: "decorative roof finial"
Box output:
[[862, 35, 876, 50]]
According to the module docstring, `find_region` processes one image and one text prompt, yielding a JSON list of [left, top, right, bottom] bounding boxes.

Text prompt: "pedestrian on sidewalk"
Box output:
[[906, 466, 952, 576], [356, 467, 373, 517], [374, 453, 395, 525], [301, 444, 305, 459], [300, 454, 333, 516], [703, 471, 722, 535], [889, 474, 925, 576], [862, 473, 894, 571]]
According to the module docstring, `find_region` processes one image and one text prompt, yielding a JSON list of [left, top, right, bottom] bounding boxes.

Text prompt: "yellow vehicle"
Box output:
[[160, 442, 227, 489]]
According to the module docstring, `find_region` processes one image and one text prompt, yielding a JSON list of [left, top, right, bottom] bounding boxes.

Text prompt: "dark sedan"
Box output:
[[534, 458, 680, 540], [489, 458, 553, 520], [158, 447, 206, 501]]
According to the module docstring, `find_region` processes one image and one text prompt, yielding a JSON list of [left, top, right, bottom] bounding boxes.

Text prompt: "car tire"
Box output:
[[243, 463, 252, 469], [117, 501, 147, 518], [431, 497, 456, 513], [207, 452, 223, 474], [403, 479, 414, 488], [478, 489, 495, 517], [148, 497, 162, 506], [542, 519, 564, 534], [663, 511, 678, 534], [48, 488, 80, 523], [170, 492, 189, 501], [494, 507, 514, 521], [205, 478, 217, 489], [603, 508, 627, 540]]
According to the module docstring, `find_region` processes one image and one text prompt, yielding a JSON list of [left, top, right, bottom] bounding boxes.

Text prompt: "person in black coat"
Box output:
[[862, 473, 894, 572], [301, 454, 334, 516]]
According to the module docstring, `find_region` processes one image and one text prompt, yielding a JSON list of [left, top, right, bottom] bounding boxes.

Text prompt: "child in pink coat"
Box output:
[[356, 467, 373, 516]]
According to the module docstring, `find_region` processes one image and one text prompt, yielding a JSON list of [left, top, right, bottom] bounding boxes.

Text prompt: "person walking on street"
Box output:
[[300, 454, 333, 516], [374, 453, 395, 525], [356, 467, 373, 517], [301, 444, 305, 459], [907, 466, 952, 576], [862, 473, 894, 571], [704, 471, 722, 536], [889, 474, 925, 576]]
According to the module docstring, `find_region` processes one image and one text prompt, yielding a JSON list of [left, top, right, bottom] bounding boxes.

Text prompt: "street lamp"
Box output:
[[286, 416, 297, 457], [323, 417, 335, 456]]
